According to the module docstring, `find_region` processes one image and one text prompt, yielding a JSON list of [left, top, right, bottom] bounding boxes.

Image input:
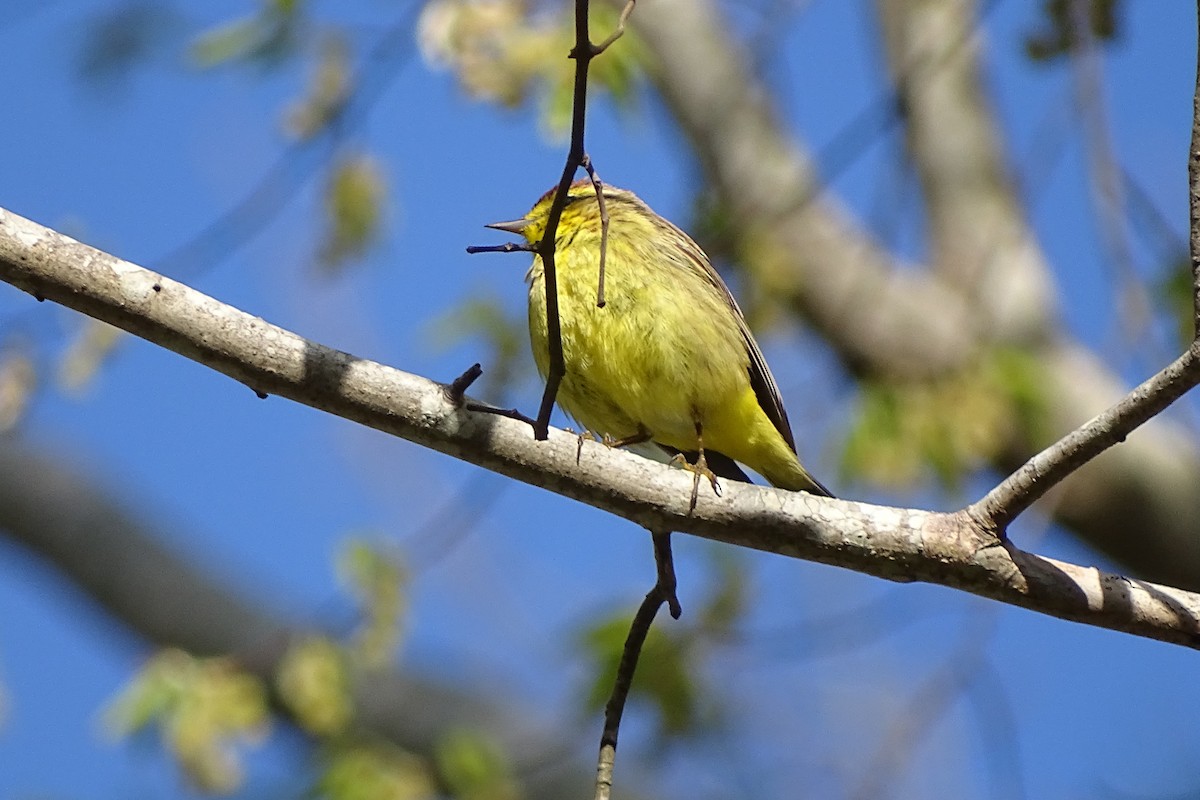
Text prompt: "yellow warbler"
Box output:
[[487, 181, 831, 497]]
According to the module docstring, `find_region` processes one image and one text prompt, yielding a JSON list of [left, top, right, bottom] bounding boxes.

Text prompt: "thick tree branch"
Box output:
[[2, 206, 1199, 648]]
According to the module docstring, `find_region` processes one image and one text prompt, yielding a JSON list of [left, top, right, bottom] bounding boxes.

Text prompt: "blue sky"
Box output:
[[1, 1, 1198, 798]]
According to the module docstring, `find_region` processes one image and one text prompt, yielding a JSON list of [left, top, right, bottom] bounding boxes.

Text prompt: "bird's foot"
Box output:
[[670, 451, 722, 511]]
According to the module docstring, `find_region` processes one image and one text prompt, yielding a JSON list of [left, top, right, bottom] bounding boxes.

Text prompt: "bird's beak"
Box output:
[[485, 218, 533, 234]]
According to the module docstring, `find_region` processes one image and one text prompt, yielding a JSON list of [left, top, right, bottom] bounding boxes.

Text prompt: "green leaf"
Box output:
[[336, 537, 407, 666], [579, 614, 704, 738], [189, 16, 265, 68], [317, 741, 434, 800], [1155, 254, 1194, 350], [426, 293, 530, 404], [104, 650, 269, 793], [318, 154, 388, 272], [276, 636, 354, 736], [841, 348, 1049, 490], [435, 729, 521, 800]]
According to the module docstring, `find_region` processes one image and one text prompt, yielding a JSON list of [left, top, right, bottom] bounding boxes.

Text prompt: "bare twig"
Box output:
[[593, 0, 636, 54], [1190, 3, 1200, 335], [970, 345, 1200, 531], [448, 360, 537, 425], [580, 155, 610, 307], [465, 242, 534, 255], [445, 362, 483, 404], [594, 529, 677, 800], [652, 530, 682, 619]]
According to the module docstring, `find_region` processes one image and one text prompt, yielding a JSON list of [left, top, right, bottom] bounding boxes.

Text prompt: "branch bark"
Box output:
[[2, 206, 1198, 648]]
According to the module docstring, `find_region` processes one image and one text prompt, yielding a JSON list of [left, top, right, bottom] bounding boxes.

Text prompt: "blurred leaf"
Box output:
[[285, 34, 352, 139], [579, 613, 707, 739], [427, 293, 528, 403], [317, 740, 435, 800], [841, 348, 1049, 490], [77, 2, 180, 86], [190, 16, 265, 68], [1155, 254, 1193, 349], [434, 729, 520, 800], [277, 636, 354, 736], [0, 344, 35, 433], [537, 3, 644, 138], [689, 190, 740, 269], [58, 319, 123, 395], [104, 649, 269, 794], [582, 3, 644, 106], [190, 0, 305, 69], [418, 0, 646, 140], [318, 153, 388, 272], [697, 548, 748, 637], [337, 538, 407, 667], [1025, 0, 1120, 62]]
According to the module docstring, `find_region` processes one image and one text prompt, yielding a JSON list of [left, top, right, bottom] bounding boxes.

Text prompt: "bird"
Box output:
[[485, 180, 832, 500]]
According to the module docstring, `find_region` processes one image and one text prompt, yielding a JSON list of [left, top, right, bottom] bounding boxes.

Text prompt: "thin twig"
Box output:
[[465, 242, 534, 255], [1190, 2, 1200, 335], [533, 0, 606, 440], [652, 530, 682, 619], [594, 529, 677, 800], [445, 363, 483, 404], [463, 401, 537, 426], [449, 363, 536, 423], [449, 362, 537, 424], [593, 0, 636, 55], [970, 344, 1200, 531], [595, 591, 663, 795], [580, 155, 610, 308]]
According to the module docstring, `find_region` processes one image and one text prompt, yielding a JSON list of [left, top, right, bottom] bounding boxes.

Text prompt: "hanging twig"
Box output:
[[594, 529, 679, 800], [580, 155, 610, 308]]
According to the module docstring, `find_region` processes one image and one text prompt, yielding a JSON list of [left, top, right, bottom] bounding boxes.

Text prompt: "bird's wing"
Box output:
[[668, 221, 799, 454]]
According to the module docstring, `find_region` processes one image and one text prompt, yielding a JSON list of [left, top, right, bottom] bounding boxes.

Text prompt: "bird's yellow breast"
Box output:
[[526, 214, 750, 450]]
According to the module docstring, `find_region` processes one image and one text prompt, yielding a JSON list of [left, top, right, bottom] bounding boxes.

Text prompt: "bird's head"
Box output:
[[486, 180, 635, 246]]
